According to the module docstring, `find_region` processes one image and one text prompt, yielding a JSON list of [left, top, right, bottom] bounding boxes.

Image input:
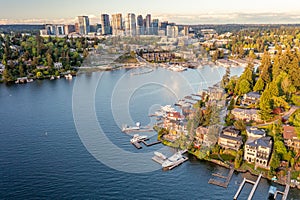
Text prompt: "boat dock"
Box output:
[[208, 166, 234, 188], [273, 171, 290, 200], [131, 138, 161, 149], [233, 174, 262, 200], [152, 150, 188, 170], [168, 156, 188, 170], [132, 142, 142, 149], [140, 140, 161, 147]]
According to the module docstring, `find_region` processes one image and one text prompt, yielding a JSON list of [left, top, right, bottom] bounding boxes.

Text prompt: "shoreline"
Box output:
[[160, 139, 300, 190]]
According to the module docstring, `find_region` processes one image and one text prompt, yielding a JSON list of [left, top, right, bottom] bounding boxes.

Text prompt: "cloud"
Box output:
[[154, 12, 300, 24], [1, 12, 300, 25]]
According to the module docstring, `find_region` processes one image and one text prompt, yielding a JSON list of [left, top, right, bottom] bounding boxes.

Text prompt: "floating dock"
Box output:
[[208, 166, 234, 188], [233, 174, 262, 200], [141, 140, 161, 147]]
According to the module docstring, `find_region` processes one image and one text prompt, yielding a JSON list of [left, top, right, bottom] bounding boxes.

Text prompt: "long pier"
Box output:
[[233, 174, 262, 200], [208, 166, 234, 188]]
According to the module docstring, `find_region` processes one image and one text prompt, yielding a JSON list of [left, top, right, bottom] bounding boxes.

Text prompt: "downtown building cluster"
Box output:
[[40, 13, 190, 38]]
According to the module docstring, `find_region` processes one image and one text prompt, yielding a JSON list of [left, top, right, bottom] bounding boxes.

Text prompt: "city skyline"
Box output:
[[1, 0, 300, 24]]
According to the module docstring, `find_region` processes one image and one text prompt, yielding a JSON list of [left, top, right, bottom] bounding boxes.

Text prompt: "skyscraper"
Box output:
[[101, 14, 111, 35], [145, 14, 151, 35], [136, 15, 144, 35], [111, 13, 123, 35], [78, 16, 90, 35], [166, 25, 178, 38], [125, 13, 136, 36], [151, 19, 159, 35]]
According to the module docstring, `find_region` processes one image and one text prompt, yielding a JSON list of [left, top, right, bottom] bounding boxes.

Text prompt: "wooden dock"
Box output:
[[168, 157, 188, 170], [131, 139, 161, 149], [140, 140, 161, 147], [233, 174, 262, 200], [208, 166, 234, 188]]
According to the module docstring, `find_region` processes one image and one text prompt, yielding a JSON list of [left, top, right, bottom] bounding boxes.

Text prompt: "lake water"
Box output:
[[0, 66, 299, 199]]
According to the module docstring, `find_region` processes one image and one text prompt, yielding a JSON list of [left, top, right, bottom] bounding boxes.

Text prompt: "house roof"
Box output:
[[196, 126, 209, 135], [232, 108, 258, 115], [219, 132, 243, 142], [245, 92, 261, 99], [246, 136, 272, 148], [223, 126, 240, 135], [283, 125, 297, 140], [246, 127, 265, 136]]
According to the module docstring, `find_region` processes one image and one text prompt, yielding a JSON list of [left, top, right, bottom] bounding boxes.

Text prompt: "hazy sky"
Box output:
[[1, 0, 300, 24]]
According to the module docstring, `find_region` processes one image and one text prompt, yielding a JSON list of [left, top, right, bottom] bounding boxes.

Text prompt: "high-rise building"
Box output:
[[166, 25, 179, 38], [111, 13, 123, 35], [75, 23, 80, 33], [78, 16, 90, 35], [151, 19, 159, 35], [145, 14, 151, 35], [101, 14, 111, 35], [125, 13, 136, 36], [136, 15, 144, 35], [45, 24, 65, 36], [183, 26, 189, 36], [159, 21, 168, 32], [64, 25, 75, 35]]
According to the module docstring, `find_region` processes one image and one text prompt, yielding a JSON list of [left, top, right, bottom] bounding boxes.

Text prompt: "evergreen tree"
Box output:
[[253, 77, 264, 92]]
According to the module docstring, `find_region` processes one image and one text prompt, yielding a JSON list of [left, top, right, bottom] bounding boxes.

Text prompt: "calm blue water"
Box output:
[[0, 66, 299, 199]]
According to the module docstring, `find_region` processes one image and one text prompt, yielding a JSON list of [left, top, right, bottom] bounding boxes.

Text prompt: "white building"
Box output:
[[244, 136, 272, 168]]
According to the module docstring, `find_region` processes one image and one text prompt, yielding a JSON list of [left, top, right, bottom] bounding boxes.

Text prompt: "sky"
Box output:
[[1, 0, 300, 24]]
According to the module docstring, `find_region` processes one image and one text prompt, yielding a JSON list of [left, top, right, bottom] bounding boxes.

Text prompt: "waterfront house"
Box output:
[[195, 126, 209, 147], [167, 112, 184, 121], [162, 111, 186, 141], [242, 92, 261, 106], [244, 136, 272, 168], [246, 127, 266, 139], [218, 126, 243, 151], [283, 125, 300, 152], [231, 108, 260, 122]]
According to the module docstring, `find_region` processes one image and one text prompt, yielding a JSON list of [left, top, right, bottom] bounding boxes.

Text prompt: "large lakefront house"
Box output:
[[244, 127, 272, 168], [217, 126, 243, 151], [241, 92, 261, 106], [231, 108, 260, 122]]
